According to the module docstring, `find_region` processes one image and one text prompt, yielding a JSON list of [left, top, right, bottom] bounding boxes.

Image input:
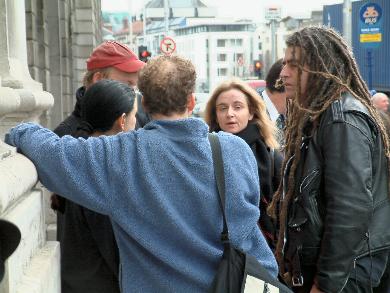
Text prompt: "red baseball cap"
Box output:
[[86, 41, 145, 73]]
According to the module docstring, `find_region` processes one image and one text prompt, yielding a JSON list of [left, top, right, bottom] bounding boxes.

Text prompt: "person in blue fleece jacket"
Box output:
[[6, 55, 278, 292]]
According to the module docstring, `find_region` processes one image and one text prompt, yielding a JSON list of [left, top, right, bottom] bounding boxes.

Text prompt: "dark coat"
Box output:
[[283, 93, 390, 292], [235, 123, 283, 251], [53, 86, 120, 293], [53, 86, 85, 137]]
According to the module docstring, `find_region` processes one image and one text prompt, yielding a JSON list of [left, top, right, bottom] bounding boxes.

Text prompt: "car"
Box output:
[[245, 79, 266, 93]]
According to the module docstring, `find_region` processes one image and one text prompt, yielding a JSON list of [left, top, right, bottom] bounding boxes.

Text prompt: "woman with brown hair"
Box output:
[[204, 77, 283, 251]]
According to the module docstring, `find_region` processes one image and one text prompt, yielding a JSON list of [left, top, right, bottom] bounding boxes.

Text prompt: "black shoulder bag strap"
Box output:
[[208, 133, 230, 246], [208, 133, 293, 293]]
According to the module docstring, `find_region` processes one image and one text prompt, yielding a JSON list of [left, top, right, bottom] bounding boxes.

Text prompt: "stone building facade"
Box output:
[[0, 0, 102, 292]]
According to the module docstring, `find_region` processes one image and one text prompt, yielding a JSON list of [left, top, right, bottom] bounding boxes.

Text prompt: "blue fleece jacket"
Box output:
[[6, 118, 278, 292]]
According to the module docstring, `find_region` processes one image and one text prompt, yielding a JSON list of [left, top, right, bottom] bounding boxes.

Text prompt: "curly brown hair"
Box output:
[[82, 68, 112, 87], [267, 26, 390, 274], [137, 55, 197, 116], [204, 78, 279, 149]]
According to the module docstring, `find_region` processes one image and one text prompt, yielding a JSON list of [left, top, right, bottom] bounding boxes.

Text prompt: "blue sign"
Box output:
[[359, 2, 383, 48]]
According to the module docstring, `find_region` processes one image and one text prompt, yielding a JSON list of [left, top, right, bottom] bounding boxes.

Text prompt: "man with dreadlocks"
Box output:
[[268, 26, 390, 292]]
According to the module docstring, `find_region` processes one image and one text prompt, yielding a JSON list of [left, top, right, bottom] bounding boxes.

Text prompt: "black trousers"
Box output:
[[293, 250, 390, 293]]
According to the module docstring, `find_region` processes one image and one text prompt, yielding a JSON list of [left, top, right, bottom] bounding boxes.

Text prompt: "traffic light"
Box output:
[[138, 45, 151, 62], [254, 60, 262, 79]]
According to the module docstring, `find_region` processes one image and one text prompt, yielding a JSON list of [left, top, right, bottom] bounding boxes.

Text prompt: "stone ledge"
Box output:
[[0, 85, 53, 122], [0, 150, 38, 213], [46, 223, 56, 242], [0, 87, 20, 116], [15, 241, 60, 293], [15, 89, 53, 115], [2, 190, 45, 292]]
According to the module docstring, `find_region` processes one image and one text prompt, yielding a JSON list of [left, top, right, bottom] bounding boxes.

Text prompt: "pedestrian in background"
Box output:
[[268, 26, 390, 292], [260, 59, 287, 147], [371, 92, 389, 112], [5, 55, 278, 292], [51, 40, 144, 293], [204, 78, 283, 252]]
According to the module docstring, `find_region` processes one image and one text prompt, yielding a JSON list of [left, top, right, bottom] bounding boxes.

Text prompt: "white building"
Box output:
[[260, 11, 323, 73], [138, 18, 258, 93]]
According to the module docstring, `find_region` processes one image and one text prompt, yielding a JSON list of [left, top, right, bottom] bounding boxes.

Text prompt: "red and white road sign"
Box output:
[[160, 37, 176, 55]]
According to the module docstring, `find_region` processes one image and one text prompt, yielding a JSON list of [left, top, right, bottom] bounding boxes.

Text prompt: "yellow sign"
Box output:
[[360, 33, 382, 43]]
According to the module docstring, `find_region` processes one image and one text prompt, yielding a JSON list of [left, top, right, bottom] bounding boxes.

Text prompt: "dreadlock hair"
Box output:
[[267, 26, 390, 272]]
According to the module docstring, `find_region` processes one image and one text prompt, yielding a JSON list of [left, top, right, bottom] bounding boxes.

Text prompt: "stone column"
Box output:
[[46, 0, 64, 129], [1, 0, 40, 90], [0, 0, 59, 292]]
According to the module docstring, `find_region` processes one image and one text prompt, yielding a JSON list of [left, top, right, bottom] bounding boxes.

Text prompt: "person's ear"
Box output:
[[187, 93, 196, 114], [92, 71, 104, 84], [113, 113, 126, 131], [141, 96, 148, 113]]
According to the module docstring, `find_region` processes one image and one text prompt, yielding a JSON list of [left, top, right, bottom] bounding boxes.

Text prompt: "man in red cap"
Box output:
[[55, 40, 145, 137], [51, 41, 145, 293]]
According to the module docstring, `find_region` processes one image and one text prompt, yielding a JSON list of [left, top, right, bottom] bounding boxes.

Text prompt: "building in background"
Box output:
[[173, 18, 257, 92], [324, 0, 390, 93], [260, 10, 322, 75], [145, 0, 216, 21], [103, 1, 323, 93]]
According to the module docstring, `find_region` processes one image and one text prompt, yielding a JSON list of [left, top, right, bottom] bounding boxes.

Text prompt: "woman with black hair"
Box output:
[[53, 79, 137, 293]]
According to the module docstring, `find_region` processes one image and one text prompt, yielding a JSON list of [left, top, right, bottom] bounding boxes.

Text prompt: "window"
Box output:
[[235, 53, 243, 61], [217, 39, 226, 47], [218, 68, 227, 76], [217, 54, 227, 61], [230, 39, 243, 46]]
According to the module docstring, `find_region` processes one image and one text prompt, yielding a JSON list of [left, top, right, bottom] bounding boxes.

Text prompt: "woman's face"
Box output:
[[215, 88, 253, 134], [123, 98, 138, 132]]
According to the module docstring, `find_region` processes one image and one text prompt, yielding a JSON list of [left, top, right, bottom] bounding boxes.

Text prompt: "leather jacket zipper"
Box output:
[[308, 196, 322, 227], [299, 169, 320, 193]]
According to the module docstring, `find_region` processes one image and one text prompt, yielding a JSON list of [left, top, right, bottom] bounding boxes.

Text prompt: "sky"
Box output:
[[101, 0, 346, 19]]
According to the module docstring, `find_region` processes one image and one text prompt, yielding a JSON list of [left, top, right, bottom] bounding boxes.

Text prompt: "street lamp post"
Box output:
[[128, 0, 133, 50], [164, 0, 169, 37], [343, 0, 352, 46]]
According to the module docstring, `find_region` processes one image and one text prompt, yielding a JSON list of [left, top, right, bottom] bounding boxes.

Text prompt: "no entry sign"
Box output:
[[160, 37, 176, 55]]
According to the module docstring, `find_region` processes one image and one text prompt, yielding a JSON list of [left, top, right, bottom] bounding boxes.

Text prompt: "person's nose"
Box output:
[[280, 65, 288, 80], [227, 107, 234, 117]]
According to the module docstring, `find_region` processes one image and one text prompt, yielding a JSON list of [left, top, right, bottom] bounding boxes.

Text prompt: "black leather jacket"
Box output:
[[283, 93, 390, 292]]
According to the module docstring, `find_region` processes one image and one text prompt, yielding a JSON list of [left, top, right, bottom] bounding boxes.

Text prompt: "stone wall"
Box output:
[[0, 0, 102, 292], [26, 0, 103, 130]]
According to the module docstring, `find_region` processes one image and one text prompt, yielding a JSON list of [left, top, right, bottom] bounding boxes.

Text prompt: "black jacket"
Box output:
[[53, 86, 120, 293], [53, 86, 85, 137], [236, 123, 283, 251], [283, 93, 390, 292]]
